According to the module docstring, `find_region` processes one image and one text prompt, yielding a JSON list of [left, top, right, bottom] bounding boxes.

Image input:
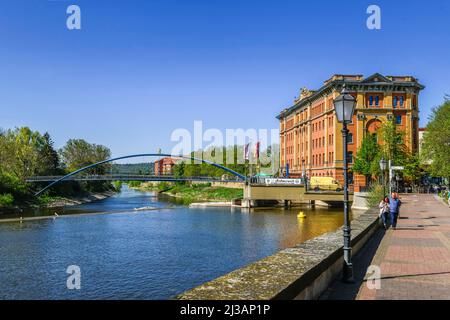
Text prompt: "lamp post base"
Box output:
[[342, 262, 355, 283]]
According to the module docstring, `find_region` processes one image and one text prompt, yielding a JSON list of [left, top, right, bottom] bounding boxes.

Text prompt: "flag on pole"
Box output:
[[254, 142, 260, 160], [244, 143, 250, 161]]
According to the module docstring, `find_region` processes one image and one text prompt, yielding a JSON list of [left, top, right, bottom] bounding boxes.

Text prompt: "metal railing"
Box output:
[[26, 174, 241, 183]]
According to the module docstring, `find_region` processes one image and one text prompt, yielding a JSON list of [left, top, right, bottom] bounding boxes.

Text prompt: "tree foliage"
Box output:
[[352, 133, 381, 184], [59, 139, 111, 174], [352, 120, 423, 185], [0, 127, 114, 206], [379, 119, 408, 164], [422, 98, 450, 182], [0, 127, 60, 180]]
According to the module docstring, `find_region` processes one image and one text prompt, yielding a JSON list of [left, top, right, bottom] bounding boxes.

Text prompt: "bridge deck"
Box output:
[[26, 175, 240, 183], [244, 184, 354, 203]]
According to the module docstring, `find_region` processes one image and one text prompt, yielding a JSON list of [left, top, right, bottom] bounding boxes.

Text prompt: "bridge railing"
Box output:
[[25, 174, 242, 182]]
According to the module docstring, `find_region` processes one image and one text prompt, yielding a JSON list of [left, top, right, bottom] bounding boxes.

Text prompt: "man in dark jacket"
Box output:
[[389, 192, 402, 230]]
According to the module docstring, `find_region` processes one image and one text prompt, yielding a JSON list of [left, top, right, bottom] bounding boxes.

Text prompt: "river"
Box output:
[[0, 186, 347, 299]]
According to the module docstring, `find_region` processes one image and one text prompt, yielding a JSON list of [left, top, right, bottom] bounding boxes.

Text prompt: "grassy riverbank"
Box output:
[[136, 182, 243, 205]]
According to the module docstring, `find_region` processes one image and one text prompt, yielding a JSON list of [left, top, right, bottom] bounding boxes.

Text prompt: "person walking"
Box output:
[[447, 190, 450, 208], [378, 196, 390, 230], [389, 192, 402, 230]]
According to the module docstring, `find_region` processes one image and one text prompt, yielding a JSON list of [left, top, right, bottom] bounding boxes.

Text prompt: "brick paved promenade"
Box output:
[[323, 194, 450, 300]]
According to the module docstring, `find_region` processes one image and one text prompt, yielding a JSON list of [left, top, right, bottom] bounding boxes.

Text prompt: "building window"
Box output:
[[369, 96, 374, 106], [393, 96, 398, 107], [400, 96, 404, 107], [348, 133, 353, 143], [375, 96, 379, 106], [348, 152, 353, 164], [395, 115, 402, 125]]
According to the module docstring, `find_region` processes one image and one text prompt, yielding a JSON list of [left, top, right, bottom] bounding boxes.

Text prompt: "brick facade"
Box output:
[[277, 73, 424, 190]]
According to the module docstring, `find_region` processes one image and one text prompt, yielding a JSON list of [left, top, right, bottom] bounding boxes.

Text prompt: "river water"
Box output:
[[0, 186, 346, 299]]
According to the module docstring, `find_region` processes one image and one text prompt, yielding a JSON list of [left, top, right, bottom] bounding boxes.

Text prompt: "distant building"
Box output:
[[154, 157, 176, 175], [277, 73, 425, 191]]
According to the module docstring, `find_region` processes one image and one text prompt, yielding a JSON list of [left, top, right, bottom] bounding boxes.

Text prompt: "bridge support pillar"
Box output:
[[283, 200, 291, 208], [309, 200, 316, 208], [241, 198, 255, 208]]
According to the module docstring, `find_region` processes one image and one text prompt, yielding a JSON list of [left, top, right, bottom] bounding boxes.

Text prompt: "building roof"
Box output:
[[155, 157, 176, 165], [277, 73, 425, 120]]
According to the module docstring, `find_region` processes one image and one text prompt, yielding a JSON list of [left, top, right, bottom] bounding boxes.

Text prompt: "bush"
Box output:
[[113, 181, 123, 191], [367, 183, 386, 208], [157, 182, 171, 191], [127, 181, 141, 188], [0, 193, 14, 207]]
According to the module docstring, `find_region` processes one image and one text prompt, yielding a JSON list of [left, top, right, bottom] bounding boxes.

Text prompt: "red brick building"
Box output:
[[277, 73, 424, 190], [154, 157, 176, 175]]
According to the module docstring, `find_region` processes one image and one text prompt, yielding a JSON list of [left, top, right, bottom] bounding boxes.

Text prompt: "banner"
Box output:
[[254, 141, 260, 160], [244, 143, 250, 161]]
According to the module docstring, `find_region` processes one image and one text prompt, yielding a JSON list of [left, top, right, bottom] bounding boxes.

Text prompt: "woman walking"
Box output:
[[379, 196, 390, 230]]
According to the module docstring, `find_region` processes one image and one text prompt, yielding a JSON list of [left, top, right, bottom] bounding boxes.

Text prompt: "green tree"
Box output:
[[422, 98, 450, 184], [40, 132, 60, 175], [379, 119, 408, 165], [59, 139, 111, 174], [352, 133, 381, 186], [403, 153, 423, 185]]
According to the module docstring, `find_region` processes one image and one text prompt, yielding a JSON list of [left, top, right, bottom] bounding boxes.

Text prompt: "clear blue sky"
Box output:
[[1, 0, 449, 158]]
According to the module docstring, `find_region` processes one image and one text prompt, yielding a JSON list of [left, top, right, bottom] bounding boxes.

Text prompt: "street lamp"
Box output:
[[379, 158, 388, 197], [302, 159, 307, 191], [333, 85, 356, 282]]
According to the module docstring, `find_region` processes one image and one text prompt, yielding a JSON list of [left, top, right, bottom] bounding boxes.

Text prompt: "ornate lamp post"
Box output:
[[302, 159, 307, 191], [333, 85, 356, 282], [379, 158, 388, 196]]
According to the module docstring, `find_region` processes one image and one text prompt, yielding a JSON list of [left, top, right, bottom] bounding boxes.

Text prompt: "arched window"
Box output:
[[375, 96, 380, 106], [393, 96, 398, 107], [369, 96, 374, 106], [400, 96, 404, 107]]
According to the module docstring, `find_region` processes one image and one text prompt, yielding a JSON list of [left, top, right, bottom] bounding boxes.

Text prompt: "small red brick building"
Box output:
[[154, 157, 176, 175]]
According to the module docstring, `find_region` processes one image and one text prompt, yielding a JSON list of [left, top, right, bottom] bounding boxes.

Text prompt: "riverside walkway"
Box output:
[[322, 194, 450, 300]]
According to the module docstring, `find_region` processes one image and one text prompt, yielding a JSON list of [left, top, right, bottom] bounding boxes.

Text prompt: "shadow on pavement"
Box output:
[[319, 227, 386, 300]]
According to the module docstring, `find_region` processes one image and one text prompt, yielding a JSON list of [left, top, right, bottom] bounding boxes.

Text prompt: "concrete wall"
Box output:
[[245, 185, 306, 201], [211, 181, 244, 189], [351, 192, 370, 210], [243, 184, 354, 205]]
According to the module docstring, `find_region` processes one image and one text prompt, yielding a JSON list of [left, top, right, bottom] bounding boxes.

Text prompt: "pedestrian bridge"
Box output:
[[26, 175, 239, 183]]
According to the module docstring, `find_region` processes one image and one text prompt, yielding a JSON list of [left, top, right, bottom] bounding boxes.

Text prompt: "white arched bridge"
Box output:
[[29, 153, 246, 196]]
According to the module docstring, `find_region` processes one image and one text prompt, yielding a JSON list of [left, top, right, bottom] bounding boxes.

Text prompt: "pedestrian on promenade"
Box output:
[[447, 190, 450, 208], [379, 196, 390, 230], [389, 192, 402, 230]]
